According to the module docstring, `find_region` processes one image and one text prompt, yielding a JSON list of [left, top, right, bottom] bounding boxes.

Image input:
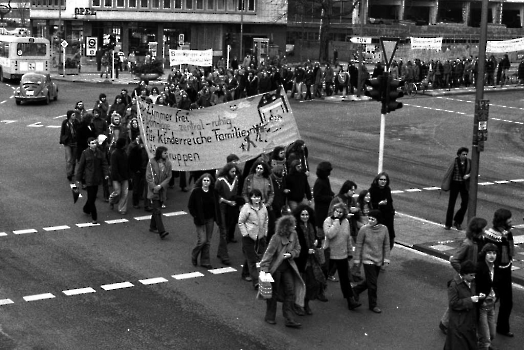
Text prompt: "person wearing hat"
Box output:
[[476, 243, 499, 350], [352, 209, 390, 313], [444, 260, 480, 350]]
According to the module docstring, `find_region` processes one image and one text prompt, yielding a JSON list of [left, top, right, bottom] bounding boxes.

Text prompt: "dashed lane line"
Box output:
[[139, 277, 169, 285], [0, 299, 14, 305], [63, 287, 97, 296], [23, 293, 56, 302], [1, 211, 188, 238], [101, 282, 134, 291], [172, 272, 205, 280]]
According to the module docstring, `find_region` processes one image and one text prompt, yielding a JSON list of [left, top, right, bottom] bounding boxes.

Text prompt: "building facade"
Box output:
[[29, 0, 287, 66]]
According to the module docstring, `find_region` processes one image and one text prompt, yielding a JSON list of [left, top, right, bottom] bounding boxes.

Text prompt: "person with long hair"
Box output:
[[476, 243, 499, 350], [238, 189, 268, 289], [356, 189, 372, 230], [215, 162, 242, 265], [369, 172, 395, 250], [188, 173, 221, 269], [293, 204, 325, 315], [441, 147, 471, 230], [439, 217, 488, 334], [146, 146, 172, 239], [479, 209, 515, 338], [259, 215, 305, 328], [323, 203, 362, 311]]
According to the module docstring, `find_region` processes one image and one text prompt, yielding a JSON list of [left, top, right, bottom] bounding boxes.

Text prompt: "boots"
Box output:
[[304, 300, 313, 315], [293, 303, 306, 316], [348, 297, 362, 310]]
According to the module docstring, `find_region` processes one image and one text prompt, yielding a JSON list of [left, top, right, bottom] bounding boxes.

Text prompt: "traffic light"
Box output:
[[365, 76, 385, 103], [225, 33, 231, 42], [385, 77, 404, 113], [231, 33, 237, 44]]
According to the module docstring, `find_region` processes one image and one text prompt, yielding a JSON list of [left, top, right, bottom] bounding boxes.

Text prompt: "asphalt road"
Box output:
[[0, 81, 522, 349]]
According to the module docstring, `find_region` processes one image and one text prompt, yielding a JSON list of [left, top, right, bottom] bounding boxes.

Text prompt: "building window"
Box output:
[[207, 0, 213, 10], [196, 0, 203, 10], [140, 0, 149, 8], [164, 0, 171, 8], [152, 0, 160, 7], [247, 0, 254, 11], [129, 0, 137, 7], [104, 0, 112, 7], [217, 0, 224, 10], [93, 0, 100, 6], [186, 0, 192, 10], [117, 0, 125, 7], [227, 0, 236, 12], [174, 0, 182, 8]]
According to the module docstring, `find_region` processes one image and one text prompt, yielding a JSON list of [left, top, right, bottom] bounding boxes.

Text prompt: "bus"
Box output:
[[0, 34, 51, 81]]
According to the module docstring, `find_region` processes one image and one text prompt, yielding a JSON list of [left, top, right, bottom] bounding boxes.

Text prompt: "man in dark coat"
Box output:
[[441, 147, 471, 230], [109, 138, 131, 215]]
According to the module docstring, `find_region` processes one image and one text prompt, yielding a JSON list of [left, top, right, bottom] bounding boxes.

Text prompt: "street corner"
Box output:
[[412, 239, 463, 261]]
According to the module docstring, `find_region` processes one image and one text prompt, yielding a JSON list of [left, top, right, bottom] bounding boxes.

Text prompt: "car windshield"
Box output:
[[17, 43, 47, 57], [21, 74, 43, 84]]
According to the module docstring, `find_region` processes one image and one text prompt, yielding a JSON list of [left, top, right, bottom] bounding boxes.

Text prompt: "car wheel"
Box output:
[[0, 70, 4, 82], [54, 90, 58, 101], [45, 94, 50, 105], [15, 99, 21, 105]]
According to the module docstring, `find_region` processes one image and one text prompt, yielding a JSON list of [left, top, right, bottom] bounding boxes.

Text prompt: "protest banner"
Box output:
[[137, 88, 301, 171], [169, 49, 213, 66], [486, 37, 524, 53], [410, 37, 443, 50]]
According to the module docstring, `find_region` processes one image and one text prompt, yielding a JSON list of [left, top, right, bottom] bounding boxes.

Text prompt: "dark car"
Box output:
[[15, 73, 58, 105]]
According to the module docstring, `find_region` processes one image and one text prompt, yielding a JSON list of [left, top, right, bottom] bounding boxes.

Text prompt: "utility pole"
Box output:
[[357, 0, 364, 97], [467, 0, 489, 221], [240, 0, 244, 61]]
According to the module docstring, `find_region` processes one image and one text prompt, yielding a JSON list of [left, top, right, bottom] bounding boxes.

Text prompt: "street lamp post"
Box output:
[[240, 0, 244, 61]]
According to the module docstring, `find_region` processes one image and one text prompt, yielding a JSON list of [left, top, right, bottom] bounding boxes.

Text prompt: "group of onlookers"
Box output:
[[441, 211, 515, 350]]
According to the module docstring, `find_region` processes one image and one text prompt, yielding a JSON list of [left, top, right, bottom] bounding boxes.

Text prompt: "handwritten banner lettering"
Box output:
[[410, 37, 443, 50], [486, 37, 524, 53], [169, 49, 213, 66], [137, 88, 301, 171]]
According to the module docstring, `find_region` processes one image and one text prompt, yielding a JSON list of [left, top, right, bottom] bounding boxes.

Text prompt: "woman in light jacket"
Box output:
[[238, 189, 268, 289], [260, 215, 305, 328], [323, 203, 361, 310]]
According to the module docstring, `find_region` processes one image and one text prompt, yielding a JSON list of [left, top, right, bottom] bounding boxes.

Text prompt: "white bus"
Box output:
[[0, 35, 51, 81]]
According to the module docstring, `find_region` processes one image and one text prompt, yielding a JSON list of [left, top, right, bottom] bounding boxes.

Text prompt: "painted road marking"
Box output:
[[105, 219, 129, 224], [134, 215, 151, 221], [43, 225, 70, 232], [423, 187, 440, 190], [172, 272, 205, 280], [63, 287, 96, 296], [76, 222, 100, 228], [13, 229, 38, 235], [164, 211, 187, 217], [0, 232, 7, 236], [101, 282, 134, 291], [208, 267, 237, 275], [46, 125, 61, 128], [139, 277, 169, 285], [391, 190, 404, 194], [479, 182, 495, 186], [27, 122, 44, 127], [0, 299, 14, 305], [23, 293, 56, 302], [1, 120, 17, 124], [405, 189, 422, 192], [494, 180, 510, 184]]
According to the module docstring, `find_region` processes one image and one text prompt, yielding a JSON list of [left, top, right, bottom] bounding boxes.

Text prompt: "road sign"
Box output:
[[379, 37, 399, 69], [61, 40, 68, 48], [178, 34, 184, 45], [350, 37, 372, 44], [86, 37, 97, 57]]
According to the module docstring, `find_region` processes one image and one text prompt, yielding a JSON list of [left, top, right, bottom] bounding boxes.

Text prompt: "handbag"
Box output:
[[257, 280, 272, 300]]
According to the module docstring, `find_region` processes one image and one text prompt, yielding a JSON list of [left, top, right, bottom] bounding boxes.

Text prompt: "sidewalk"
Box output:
[[394, 212, 524, 287]]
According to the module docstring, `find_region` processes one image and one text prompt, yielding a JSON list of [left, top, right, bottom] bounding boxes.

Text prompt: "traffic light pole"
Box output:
[[378, 71, 389, 173], [467, 0, 489, 221]]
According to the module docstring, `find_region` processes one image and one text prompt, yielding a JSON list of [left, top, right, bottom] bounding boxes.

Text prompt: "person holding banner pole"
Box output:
[[146, 146, 172, 240]]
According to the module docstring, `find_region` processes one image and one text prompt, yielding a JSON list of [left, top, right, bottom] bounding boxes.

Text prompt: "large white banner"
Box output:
[[169, 49, 213, 66], [486, 37, 524, 53], [137, 88, 301, 171], [410, 37, 443, 50]]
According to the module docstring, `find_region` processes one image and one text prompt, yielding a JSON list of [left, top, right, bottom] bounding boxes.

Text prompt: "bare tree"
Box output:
[[289, 0, 360, 62], [15, 0, 30, 27]]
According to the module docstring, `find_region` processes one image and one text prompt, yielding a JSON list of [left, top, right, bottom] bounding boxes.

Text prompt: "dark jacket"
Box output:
[[313, 162, 334, 226], [75, 147, 109, 186], [110, 147, 130, 182], [188, 187, 221, 226], [285, 171, 311, 202], [476, 260, 496, 301], [59, 118, 77, 146]]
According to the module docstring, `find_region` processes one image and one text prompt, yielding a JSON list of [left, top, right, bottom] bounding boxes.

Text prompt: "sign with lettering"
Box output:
[[169, 49, 213, 67], [86, 37, 97, 56], [136, 88, 301, 171], [75, 8, 97, 17]]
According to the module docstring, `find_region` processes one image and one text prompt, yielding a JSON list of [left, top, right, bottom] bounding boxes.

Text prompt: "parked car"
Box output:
[[15, 73, 58, 105]]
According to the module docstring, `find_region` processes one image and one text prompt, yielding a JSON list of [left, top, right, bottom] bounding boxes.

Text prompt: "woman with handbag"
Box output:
[[238, 189, 268, 290], [293, 204, 325, 315], [260, 215, 305, 328], [323, 203, 362, 311]]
